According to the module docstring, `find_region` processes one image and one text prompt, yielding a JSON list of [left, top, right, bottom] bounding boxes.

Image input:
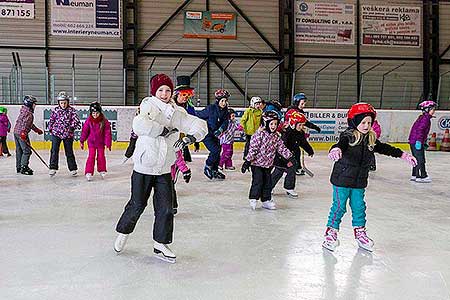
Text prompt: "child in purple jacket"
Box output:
[[408, 100, 437, 183], [13, 95, 43, 175], [219, 108, 243, 171], [0, 106, 12, 157], [241, 111, 294, 210], [48, 91, 81, 177], [80, 102, 112, 181]]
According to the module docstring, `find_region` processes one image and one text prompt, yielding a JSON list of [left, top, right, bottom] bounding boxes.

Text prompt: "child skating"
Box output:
[[323, 103, 417, 252], [114, 74, 207, 264], [0, 106, 12, 157], [408, 100, 437, 183], [287, 93, 321, 175], [79, 102, 112, 181], [240, 96, 262, 159], [48, 91, 81, 177], [13, 95, 43, 175], [271, 111, 313, 198], [219, 108, 243, 171], [196, 89, 230, 180], [241, 111, 294, 210]]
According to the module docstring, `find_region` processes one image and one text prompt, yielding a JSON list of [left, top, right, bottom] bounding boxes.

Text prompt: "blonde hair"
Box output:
[[348, 129, 377, 151]]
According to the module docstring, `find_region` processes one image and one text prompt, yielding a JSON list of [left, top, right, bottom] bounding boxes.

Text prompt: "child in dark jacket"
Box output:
[[408, 100, 437, 183], [241, 111, 294, 210], [271, 111, 313, 198], [13, 95, 43, 175], [323, 103, 417, 253], [0, 106, 12, 157], [196, 89, 230, 180], [80, 102, 112, 181], [48, 91, 81, 177], [287, 92, 321, 175]]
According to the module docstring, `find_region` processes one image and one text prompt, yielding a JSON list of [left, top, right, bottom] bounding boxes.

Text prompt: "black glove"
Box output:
[[313, 125, 321, 133], [174, 135, 196, 150], [241, 160, 251, 174], [183, 169, 192, 183], [160, 127, 179, 137], [287, 157, 297, 168], [194, 142, 200, 152]]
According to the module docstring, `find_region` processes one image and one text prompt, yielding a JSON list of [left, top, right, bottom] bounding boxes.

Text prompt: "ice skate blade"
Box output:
[[357, 244, 374, 252], [322, 239, 340, 252], [153, 249, 176, 264]]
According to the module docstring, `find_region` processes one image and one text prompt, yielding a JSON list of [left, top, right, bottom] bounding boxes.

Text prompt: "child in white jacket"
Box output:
[[114, 74, 207, 264]]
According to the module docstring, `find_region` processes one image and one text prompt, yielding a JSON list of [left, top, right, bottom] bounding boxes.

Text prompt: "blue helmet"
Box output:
[[23, 95, 37, 109], [293, 93, 307, 105]]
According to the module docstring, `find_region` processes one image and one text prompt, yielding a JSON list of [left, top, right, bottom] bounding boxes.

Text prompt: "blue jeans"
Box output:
[[327, 185, 366, 230]]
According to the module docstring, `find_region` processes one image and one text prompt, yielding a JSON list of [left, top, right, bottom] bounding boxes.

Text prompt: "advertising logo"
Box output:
[[438, 116, 450, 130], [55, 0, 93, 8]]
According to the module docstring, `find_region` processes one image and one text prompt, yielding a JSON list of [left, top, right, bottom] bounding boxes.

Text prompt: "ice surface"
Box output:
[[1, 149, 450, 300]]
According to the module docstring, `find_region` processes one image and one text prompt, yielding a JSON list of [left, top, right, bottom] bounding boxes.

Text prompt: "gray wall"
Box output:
[[1, 0, 450, 108]]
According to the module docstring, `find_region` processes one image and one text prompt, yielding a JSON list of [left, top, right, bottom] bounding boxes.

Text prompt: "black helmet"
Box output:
[[23, 95, 37, 109], [228, 108, 236, 115], [89, 102, 102, 113], [261, 110, 280, 132]]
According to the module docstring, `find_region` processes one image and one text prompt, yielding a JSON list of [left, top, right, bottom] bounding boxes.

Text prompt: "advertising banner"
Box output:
[[361, 5, 421, 47], [43, 108, 118, 141], [184, 11, 237, 39], [295, 1, 354, 45], [51, 0, 120, 37], [0, 0, 34, 19]]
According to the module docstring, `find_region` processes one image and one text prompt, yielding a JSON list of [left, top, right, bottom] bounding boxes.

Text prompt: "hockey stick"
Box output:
[[24, 139, 50, 169], [300, 149, 314, 177]]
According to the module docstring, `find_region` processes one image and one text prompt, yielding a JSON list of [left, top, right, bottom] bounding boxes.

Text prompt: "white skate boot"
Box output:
[[153, 241, 176, 264], [86, 173, 93, 181], [49, 169, 57, 177], [410, 176, 417, 181], [70, 170, 78, 177], [322, 227, 340, 252], [416, 176, 432, 183], [249, 199, 257, 210], [285, 189, 298, 198], [100, 172, 106, 179], [262, 199, 276, 210], [114, 233, 129, 253], [354, 227, 374, 252]]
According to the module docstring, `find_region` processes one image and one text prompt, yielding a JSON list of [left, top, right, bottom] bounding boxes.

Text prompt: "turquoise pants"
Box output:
[[327, 185, 366, 230]]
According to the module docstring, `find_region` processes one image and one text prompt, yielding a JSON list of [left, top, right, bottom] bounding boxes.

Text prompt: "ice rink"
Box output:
[[1, 149, 450, 300]]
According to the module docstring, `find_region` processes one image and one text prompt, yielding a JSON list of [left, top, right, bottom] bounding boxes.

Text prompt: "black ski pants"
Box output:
[[116, 171, 175, 244]]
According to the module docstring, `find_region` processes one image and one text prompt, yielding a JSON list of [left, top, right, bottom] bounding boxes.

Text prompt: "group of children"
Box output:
[[0, 73, 439, 260], [1, 92, 112, 179]]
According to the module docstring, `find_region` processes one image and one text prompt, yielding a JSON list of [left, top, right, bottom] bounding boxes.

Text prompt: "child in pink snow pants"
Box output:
[[219, 108, 242, 171], [80, 102, 112, 181]]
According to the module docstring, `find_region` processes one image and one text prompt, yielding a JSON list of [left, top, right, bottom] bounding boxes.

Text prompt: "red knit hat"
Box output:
[[150, 74, 174, 96]]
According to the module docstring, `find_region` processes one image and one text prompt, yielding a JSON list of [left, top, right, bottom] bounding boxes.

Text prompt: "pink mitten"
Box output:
[[401, 152, 417, 167], [328, 148, 342, 162]]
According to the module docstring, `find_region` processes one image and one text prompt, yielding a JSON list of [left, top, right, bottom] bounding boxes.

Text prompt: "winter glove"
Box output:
[[160, 127, 179, 137], [20, 131, 27, 141], [314, 126, 321, 133], [194, 142, 200, 152], [401, 152, 418, 167], [287, 156, 297, 168], [80, 141, 84, 150], [328, 147, 342, 162], [214, 127, 224, 137], [174, 135, 196, 150], [183, 169, 192, 183], [34, 128, 43, 135], [424, 143, 429, 150], [415, 141, 422, 150], [241, 160, 251, 174]]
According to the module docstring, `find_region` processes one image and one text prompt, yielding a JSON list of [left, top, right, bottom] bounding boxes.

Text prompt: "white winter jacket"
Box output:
[[132, 96, 207, 175]]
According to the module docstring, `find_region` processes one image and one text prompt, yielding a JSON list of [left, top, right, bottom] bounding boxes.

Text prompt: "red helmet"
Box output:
[[347, 102, 376, 120], [288, 111, 307, 128], [284, 108, 297, 123]]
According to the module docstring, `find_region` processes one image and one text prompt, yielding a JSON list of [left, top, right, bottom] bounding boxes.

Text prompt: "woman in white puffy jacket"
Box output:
[[114, 74, 207, 264]]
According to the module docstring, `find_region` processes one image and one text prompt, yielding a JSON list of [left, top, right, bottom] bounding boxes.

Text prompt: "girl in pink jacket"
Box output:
[[80, 102, 112, 181], [170, 150, 191, 215]]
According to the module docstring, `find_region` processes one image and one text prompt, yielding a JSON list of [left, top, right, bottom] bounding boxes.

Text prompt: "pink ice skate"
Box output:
[[354, 226, 374, 252], [322, 227, 339, 252]]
